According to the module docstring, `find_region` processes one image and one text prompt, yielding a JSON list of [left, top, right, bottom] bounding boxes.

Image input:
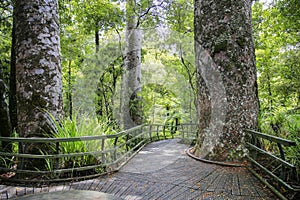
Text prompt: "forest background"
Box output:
[[0, 0, 299, 171]]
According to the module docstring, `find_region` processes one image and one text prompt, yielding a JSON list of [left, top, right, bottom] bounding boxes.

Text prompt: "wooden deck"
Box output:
[[0, 139, 277, 199]]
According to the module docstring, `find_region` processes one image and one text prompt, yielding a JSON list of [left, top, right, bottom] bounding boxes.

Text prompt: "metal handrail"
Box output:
[[0, 123, 198, 185], [245, 129, 299, 196]]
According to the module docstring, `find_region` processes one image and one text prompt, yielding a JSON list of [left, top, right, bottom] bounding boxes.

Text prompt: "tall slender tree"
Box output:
[[14, 0, 63, 167], [121, 0, 142, 129], [193, 0, 259, 161]]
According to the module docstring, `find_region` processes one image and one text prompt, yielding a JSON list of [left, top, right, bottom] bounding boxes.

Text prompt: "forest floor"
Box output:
[[1, 139, 278, 199]]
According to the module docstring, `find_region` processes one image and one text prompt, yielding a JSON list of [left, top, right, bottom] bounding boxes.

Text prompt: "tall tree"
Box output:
[[14, 0, 63, 167], [193, 0, 259, 161], [252, 1, 300, 112], [0, 65, 12, 150], [121, 0, 142, 129]]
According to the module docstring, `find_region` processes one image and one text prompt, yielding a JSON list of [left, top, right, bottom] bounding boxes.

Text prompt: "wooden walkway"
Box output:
[[0, 139, 277, 200]]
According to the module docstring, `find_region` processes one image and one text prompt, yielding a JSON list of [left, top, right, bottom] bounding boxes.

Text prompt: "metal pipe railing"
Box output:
[[0, 123, 198, 185]]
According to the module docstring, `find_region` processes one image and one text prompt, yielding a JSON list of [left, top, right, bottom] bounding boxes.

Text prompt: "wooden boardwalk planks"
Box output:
[[0, 139, 277, 199]]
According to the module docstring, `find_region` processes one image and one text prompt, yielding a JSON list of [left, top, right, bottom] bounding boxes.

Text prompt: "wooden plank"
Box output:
[[247, 167, 288, 200], [99, 179, 115, 193], [86, 179, 101, 191], [62, 184, 72, 191], [112, 180, 132, 197], [1, 191, 8, 200], [135, 181, 157, 199], [106, 179, 121, 194], [24, 187, 34, 195], [200, 169, 221, 191], [215, 172, 230, 193], [15, 187, 26, 196], [207, 172, 223, 192], [232, 173, 240, 196], [222, 172, 233, 194], [0, 187, 16, 200], [238, 171, 259, 197]]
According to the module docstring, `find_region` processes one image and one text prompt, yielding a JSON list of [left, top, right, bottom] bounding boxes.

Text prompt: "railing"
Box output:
[[0, 123, 198, 185], [246, 129, 299, 199]]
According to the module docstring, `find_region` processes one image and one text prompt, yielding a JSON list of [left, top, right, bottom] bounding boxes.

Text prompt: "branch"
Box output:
[[179, 45, 196, 93], [135, 0, 167, 28], [115, 28, 123, 53]]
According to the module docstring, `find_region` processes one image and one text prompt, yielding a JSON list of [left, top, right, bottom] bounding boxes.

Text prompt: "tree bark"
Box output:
[[121, 0, 142, 129], [9, 13, 17, 133], [194, 0, 259, 162], [68, 59, 72, 119], [14, 0, 63, 168], [0, 65, 12, 151]]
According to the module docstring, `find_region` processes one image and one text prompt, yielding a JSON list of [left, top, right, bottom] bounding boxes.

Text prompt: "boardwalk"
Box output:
[[0, 139, 277, 199]]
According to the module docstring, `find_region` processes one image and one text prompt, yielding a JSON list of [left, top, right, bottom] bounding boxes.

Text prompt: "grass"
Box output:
[[46, 113, 119, 171]]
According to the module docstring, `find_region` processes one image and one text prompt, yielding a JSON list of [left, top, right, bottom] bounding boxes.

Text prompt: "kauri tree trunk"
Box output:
[[14, 0, 63, 168], [193, 0, 259, 162], [121, 0, 142, 129]]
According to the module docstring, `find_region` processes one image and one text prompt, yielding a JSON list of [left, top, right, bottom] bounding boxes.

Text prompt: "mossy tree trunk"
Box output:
[[193, 0, 259, 162], [14, 0, 63, 169]]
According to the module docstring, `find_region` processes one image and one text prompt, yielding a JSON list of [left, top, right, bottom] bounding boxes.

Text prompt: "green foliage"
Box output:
[[70, 29, 124, 124], [252, 1, 300, 111], [258, 107, 300, 177], [74, 0, 123, 33], [0, 130, 18, 172], [141, 49, 194, 125], [49, 113, 118, 169], [165, 0, 194, 33], [253, 0, 300, 177], [59, 0, 124, 119], [0, 0, 12, 85]]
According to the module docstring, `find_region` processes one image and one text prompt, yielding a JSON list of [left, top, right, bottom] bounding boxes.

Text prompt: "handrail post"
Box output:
[[101, 138, 105, 165], [250, 131, 258, 160], [149, 124, 152, 142], [277, 143, 286, 180], [156, 125, 159, 140], [113, 137, 118, 162], [54, 142, 60, 170], [19, 141, 24, 170], [126, 134, 129, 152], [181, 124, 184, 139]]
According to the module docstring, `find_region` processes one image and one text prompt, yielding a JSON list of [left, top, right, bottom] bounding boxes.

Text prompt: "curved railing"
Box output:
[[246, 129, 299, 199], [0, 123, 198, 185]]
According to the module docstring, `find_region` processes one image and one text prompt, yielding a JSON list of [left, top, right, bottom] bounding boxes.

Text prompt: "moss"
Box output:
[[213, 33, 229, 53], [237, 37, 246, 47], [32, 92, 47, 107]]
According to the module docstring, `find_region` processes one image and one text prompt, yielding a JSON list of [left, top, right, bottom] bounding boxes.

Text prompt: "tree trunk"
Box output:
[[0, 65, 12, 151], [14, 0, 63, 169], [121, 0, 142, 129], [193, 0, 259, 162], [95, 29, 100, 53], [68, 59, 72, 119], [9, 14, 17, 133]]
